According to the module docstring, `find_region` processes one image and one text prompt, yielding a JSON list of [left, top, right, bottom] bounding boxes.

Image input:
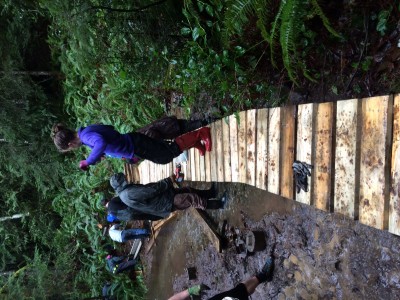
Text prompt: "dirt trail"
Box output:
[[144, 182, 400, 300]]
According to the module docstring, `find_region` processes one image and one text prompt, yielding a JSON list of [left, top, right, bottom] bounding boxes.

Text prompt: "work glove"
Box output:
[[292, 160, 313, 193], [79, 160, 89, 171], [188, 285, 201, 296]]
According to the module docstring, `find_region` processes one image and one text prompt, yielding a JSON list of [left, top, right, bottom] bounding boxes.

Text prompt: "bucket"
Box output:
[[245, 231, 266, 253]]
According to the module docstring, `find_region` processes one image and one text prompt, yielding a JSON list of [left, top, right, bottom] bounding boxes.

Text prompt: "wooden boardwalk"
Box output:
[[126, 95, 400, 236]]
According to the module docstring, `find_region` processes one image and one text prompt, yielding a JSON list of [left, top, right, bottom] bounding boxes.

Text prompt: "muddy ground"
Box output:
[[142, 181, 400, 300]]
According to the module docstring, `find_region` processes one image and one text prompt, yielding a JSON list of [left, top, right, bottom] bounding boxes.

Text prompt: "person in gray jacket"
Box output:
[[109, 173, 226, 220]]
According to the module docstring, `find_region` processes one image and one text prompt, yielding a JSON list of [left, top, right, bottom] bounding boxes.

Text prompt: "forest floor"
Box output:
[[141, 182, 400, 300]]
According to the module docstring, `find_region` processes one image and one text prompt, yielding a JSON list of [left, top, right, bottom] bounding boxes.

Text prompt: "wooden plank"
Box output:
[[190, 147, 196, 181], [199, 151, 206, 182], [296, 104, 314, 204], [190, 208, 222, 252], [140, 162, 146, 184], [256, 108, 268, 190], [146, 212, 178, 254], [280, 106, 296, 199], [185, 149, 192, 181], [334, 99, 359, 218], [246, 109, 256, 186], [390, 94, 400, 235], [210, 122, 218, 181], [359, 95, 390, 229], [215, 120, 225, 182], [267, 108, 281, 193], [205, 139, 212, 182], [222, 117, 232, 182], [229, 114, 239, 182], [138, 162, 148, 183], [153, 212, 178, 232], [168, 162, 173, 177], [238, 111, 247, 183], [313, 102, 334, 211], [194, 143, 200, 181], [181, 160, 188, 182]]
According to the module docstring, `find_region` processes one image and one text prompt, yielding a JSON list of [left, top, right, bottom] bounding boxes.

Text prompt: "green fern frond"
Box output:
[[254, 0, 271, 42], [269, 0, 285, 67], [224, 0, 256, 34], [310, 0, 342, 39], [279, 0, 299, 84]]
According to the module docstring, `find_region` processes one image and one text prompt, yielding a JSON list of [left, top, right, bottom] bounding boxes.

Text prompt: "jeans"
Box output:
[[121, 228, 150, 242]]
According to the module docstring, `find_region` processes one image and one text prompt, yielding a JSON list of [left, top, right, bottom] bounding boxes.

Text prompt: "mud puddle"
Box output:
[[143, 182, 400, 300]]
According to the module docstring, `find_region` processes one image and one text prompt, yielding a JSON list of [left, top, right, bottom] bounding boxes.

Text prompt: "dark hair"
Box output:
[[51, 123, 76, 151]]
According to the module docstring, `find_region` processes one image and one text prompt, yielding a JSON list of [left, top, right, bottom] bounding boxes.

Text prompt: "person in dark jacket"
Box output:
[[102, 197, 164, 221], [136, 116, 214, 155], [51, 123, 212, 171], [105, 254, 137, 274], [110, 173, 226, 219]]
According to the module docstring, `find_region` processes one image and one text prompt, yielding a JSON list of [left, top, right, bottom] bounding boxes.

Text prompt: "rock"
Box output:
[[289, 254, 299, 265], [284, 259, 290, 268], [294, 271, 302, 281]]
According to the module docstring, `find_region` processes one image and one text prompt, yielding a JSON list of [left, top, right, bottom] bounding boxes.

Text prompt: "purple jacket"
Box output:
[[78, 124, 135, 165]]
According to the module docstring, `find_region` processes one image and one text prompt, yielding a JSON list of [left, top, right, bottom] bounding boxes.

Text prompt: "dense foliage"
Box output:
[[1, 0, 399, 299]]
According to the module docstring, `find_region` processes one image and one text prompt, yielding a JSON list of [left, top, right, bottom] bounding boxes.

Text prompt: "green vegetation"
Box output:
[[1, 0, 400, 299]]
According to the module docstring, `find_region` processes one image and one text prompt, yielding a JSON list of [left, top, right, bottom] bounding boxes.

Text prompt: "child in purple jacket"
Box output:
[[51, 123, 211, 171]]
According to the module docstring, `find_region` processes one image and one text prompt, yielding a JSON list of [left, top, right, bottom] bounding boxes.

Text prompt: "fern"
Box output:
[[224, 0, 256, 35], [220, 0, 341, 84], [254, 0, 271, 43], [269, 0, 284, 68], [310, 0, 342, 39], [279, 0, 301, 83]]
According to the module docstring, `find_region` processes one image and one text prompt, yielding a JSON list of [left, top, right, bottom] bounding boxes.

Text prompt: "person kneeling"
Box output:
[[110, 173, 227, 220]]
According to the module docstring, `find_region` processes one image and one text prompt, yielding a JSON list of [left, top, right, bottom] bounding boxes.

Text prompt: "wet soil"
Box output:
[[143, 182, 400, 300]]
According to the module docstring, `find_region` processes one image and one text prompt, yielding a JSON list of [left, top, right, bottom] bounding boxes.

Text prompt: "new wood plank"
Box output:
[[280, 106, 296, 199], [215, 120, 225, 182], [190, 148, 196, 181], [199, 151, 206, 182], [296, 104, 314, 204], [210, 122, 218, 181], [390, 94, 400, 235], [181, 160, 188, 182], [194, 143, 200, 181], [229, 114, 239, 182], [238, 111, 247, 183], [186, 149, 192, 181], [140, 162, 147, 184], [313, 102, 334, 211], [334, 99, 359, 218], [222, 117, 232, 182], [267, 108, 281, 194], [359, 96, 390, 229], [205, 139, 212, 182], [167, 162, 172, 178], [246, 109, 257, 186], [256, 108, 268, 190]]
